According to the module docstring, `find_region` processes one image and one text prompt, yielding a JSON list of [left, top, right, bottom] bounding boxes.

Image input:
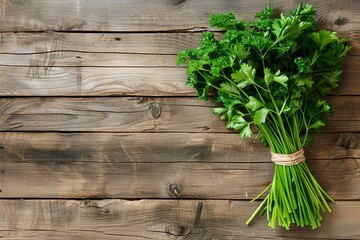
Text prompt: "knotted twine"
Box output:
[[271, 149, 305, 166]]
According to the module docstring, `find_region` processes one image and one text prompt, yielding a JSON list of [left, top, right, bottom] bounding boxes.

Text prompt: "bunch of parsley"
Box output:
[[177, 3, 350, 229]]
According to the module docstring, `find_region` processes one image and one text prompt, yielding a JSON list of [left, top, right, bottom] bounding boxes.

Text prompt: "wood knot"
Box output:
[[165, 224, 191, 236], [336, 133, 360, 149], [167, 183, 181, 197], [194, 146, 209, 160], [149, 102, 162, 118], [334, 16, 348, 26]]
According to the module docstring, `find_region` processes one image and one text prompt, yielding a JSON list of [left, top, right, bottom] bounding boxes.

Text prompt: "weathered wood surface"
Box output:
[[0, 96, 358, 133], [0, 97, 221, 132], [0, 32, 358, 55], [0, 199, 358, 240], [0, 0, 358, 239], [0, 64, 358, 96], [0, 158, 357, 199], [0, 62, 357, 96], [1, 52, 179, 67], [0, 0, 358, 32], [0, 67, 191, 96], [1, 132, 358, 163], [0, 32, 357, 63], [0, 132, 358, 199], [0, 31, 357, 96], [0, 32, 202, 54]]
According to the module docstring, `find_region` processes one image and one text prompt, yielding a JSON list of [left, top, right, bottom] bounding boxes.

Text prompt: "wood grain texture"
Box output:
[[0, 96, 358, 133], [0, 132, 358, 164], [0, 30, 355, 96], [0, 0, 358, 33], [0, 97, 221, 132], [345, 30, 360, 55], [0, 31, 356, 56], [0, 67, 191, 96], [0, 199, 358, 239], [0, 160, 357, 199], [0, 49, 357, 69], [0, 1, 358, 239], [0, 52, 178, 67], [0, 32, 202, 54], [0, 132, 266, 164], [0, 132, 358, 199], [0, 60, 357, 95]]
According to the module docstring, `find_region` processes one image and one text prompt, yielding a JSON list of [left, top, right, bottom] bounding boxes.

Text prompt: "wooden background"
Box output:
[[0, 0, 359, 239]]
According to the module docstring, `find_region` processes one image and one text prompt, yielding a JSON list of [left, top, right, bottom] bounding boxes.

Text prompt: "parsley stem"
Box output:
[[220, 73, 250, 99]]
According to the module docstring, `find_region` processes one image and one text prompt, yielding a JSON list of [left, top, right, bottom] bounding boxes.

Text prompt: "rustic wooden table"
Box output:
[[0, 0, 359, 239]]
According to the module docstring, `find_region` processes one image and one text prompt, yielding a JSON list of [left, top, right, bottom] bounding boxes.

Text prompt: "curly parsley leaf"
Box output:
[[209, 12, 245, 30]]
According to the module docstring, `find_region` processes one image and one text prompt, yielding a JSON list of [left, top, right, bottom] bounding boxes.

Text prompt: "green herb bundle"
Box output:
[[177, 3, 350, 229]]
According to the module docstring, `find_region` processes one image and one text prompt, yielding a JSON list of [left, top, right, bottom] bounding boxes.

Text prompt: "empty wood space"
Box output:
[[0, 0, 359, 239]]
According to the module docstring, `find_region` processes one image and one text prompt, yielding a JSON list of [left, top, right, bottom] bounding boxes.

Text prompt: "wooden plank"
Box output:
[[0, 52, 178, 67], [345, 30, 360, 55], [0, 132, 358, 164], [0, 132, 357, 199], [0, 0, 358, 33], [0, 199, 358, 239], [0, 32, 202, 55], [0, 97, 221, 132], [0, 31, 357, 56], [1, 49, 358, 69], [0, 132, 358, 199], [334, 56, 360, 95], [0, 156, 358, 199], [0, 67, 192, 96], [0, 57, 360, 96], [0, 96, 358, 133], [0, 132, 267, 164], [327, 96, 360, 132]]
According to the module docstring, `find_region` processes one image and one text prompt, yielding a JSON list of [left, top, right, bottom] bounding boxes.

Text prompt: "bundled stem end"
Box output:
[[246, 161, 334, 230]]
